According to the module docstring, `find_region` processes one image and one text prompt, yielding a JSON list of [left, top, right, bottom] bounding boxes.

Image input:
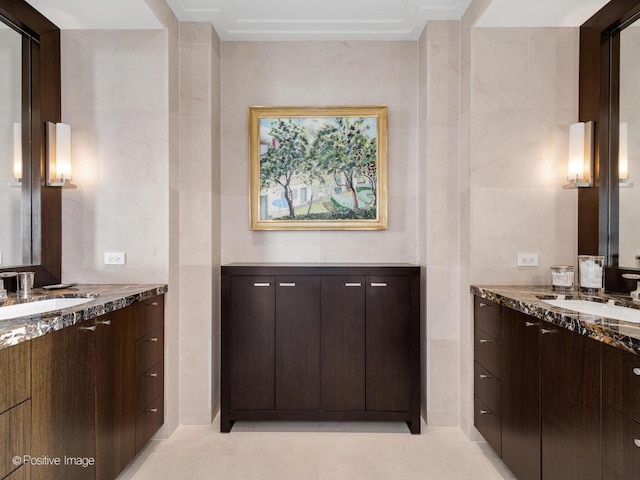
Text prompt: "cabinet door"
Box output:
[[276, 276, 321, 411], [95, 307, 136, 480], [229, 275, 276, 411], [31, 323, 97, 480], [540, 321, 602, 480], [366, 276, 411, 412], [321, 276, 366, 411], [501, 307, 540, 480], [603, 406, 640, 479]]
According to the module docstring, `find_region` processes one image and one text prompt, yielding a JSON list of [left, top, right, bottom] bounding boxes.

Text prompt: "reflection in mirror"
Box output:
[[619, 19, 640, 268], [0, 21, 22, 267]]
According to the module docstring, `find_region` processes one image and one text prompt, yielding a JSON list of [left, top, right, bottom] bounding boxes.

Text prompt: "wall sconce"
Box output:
[[619, 122, 633, 187], [46, 122, 75, 188], [564, 121, 594, 188], [9, 122, 22, 187]]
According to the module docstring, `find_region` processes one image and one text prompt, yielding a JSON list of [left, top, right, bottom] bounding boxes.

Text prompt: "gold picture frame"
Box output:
[[249, 105, 388, 230]]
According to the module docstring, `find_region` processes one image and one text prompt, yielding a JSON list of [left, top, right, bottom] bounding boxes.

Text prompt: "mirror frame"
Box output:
[[579, 0, 640, 293], [0, 0, 60, 286]]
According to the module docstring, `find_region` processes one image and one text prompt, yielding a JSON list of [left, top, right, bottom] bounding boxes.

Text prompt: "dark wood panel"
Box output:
[[135, 327, 163, 378], [474, 362, 500, 417], [0, 342, 30, 414], [136, 361, 164, 416], [228, 275, 275, 412], [135, 295, 164, 339], [0, 401, 30, 479], [474, 296, 501, 340], [95, 308, 136, 480], [275, 276, 321, 411], [474, 395, 501, 456], [540, 321, 602, 480], [474, 328, 501, 379], [321, 276, 366, 411], [603, 343, 640, 421], [366, 276, 411, 412], [31, 324, 96, 480], [222, 264, 420, 277], [501, 308, 540, 480], [135, 395, 163, 453], [603, 406, 640, 479]]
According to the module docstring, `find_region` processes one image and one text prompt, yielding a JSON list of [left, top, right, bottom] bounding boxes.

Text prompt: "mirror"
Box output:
[[619, 19, 640, 269], [0, 21, 23, 266], [0, 1, 61, 286]]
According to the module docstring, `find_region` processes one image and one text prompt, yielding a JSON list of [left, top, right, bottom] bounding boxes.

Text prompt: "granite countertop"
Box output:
[[471, 285, 640, 355], [0, 284, 167, 350]]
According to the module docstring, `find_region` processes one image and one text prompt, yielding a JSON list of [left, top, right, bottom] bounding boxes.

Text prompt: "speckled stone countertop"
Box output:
[[0, 284, 167, 350], [471, 285, 640, 355]]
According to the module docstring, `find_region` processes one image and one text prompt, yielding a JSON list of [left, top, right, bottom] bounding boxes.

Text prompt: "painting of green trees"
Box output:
[[250, 106, 387, 230]]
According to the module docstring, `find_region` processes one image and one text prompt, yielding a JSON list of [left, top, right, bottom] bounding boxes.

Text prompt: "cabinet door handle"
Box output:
[[146, 373, 159, 378], [279, 283, 296, 287], [345, 283, 362, 287], [78, 325, 97, 332], [479, 302, 489, 308], [634, 439, 640, 448], [633, 367, 640, 376], [146, 337, 159, 342], [253, 283, 270, 287], [525, 321, 538, 327], [146, 408, 158, 413], [148, 302, 159, 306], [479, 410, 491, 415], [479, 339, 492, 344], [370, 283, 387, 287], [98, 319, 112, 326], [540, 328, 554, 335], [479, 374, 492, 379]]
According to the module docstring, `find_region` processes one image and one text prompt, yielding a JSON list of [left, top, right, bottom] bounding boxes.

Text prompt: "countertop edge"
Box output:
[[0, 284, 168, 350]]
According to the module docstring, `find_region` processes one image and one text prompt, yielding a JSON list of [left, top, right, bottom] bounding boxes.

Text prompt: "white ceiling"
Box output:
[[25, 0, 611, 39]]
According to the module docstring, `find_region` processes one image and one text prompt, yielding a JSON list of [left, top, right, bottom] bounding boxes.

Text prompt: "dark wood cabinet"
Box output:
[[221, 264, 421, 434], [501, 307, 540, 480]]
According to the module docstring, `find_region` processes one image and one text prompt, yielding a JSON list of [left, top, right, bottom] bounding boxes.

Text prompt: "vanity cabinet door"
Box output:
[[366, 276, 412, 412], [31, 323, 97, 480], [501, 308, 540, 480], [95, 307, 136, 480], [228, 275, 276, 412], [321, 276, 366, 411], [540, 321, 602, 480]]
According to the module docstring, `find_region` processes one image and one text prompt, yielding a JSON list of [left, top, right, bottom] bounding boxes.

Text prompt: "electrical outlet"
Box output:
[[104, 252, 126, 265], [517, 253, 539, 267]]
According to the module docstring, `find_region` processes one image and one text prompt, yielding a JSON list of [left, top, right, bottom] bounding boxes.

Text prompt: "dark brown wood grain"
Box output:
[[0, 401, 30, 479], [0, 342, 30, 415], [603, 343, 640, 421]]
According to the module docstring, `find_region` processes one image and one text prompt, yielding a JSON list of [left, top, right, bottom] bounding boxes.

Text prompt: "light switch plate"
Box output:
[[517, 253, 539, 267]]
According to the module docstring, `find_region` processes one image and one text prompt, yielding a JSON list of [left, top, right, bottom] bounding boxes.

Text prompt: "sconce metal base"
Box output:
[[620, 181, 634, 188], [563, 179, 593, 189], [8, 179, 21, 187], [46, 179, 76, 189]]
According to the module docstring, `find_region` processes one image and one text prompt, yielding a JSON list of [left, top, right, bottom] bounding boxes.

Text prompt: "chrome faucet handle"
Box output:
[[622, 273, 640, 280]]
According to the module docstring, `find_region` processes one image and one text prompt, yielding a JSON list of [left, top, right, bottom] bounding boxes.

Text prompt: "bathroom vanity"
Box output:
[[472, 285, 640, 480], [221, 264, 421, 433], [0, 284, 166, 480]]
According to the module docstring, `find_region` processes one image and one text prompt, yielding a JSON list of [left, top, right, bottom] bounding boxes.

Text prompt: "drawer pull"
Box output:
[[146, 408, 158, 413], [279, 283, 296, 287], [99, 319, 112, 326], [479, 374, 492, 379], [146, 337, 159, 342], [148, 302, 159, 306], [479, 410, 490, 415], [540, 328, 554, 335], [634, 439, 640, 448], [525, 321, 537, 327], [345, 283, 362, 287], [479, 302, 489, 308], [146, 373, 159, 378], [370, 283, 387, 287], [479, 339, 492, 344], [79, 325, 97, 332], [633, 368, 640, 376], [253, 283, 271, 287]]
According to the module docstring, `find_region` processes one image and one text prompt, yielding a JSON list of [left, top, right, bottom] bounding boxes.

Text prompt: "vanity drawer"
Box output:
[[603, 406, 640, 478], [136, 295, 164, 339], [474, 362, 501, 416], [603, 344, 640, 421], [474, 296, 501, 340], [136, 328, 164, 377], [136, 395, 164, 453], [0, 342, 30, 414], [136, 361, 164, 415], [474, 395, 501, 456], [474, 329, 501, 379], [0, 401, 30, 479]]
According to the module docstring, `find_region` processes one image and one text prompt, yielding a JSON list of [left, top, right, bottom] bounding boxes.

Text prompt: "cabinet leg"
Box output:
[[220, 413, 233, 433], [408, 416, 421, 434]]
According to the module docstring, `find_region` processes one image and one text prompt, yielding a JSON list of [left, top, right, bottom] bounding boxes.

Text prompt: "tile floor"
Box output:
[[118, 416, 515, 480]]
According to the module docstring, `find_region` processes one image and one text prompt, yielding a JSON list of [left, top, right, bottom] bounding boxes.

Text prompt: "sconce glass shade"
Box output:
[[564, 121, 594, 188], [46, 122, 75, 188], [619, 122, 633, 187], [10, 122, 22, 186]]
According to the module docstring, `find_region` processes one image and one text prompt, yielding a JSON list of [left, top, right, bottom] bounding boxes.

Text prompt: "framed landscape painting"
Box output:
[[249, 105, 388, 230]]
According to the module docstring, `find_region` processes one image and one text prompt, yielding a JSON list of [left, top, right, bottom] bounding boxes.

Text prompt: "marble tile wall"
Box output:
[[219, 41, 418, 264]]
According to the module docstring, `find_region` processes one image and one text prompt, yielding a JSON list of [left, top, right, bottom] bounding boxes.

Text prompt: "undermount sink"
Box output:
[[0, 297, 93, 321], [542, 298, 640, 324]]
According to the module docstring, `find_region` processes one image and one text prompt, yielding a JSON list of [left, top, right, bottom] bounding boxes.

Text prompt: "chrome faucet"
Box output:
[[622, 273, 640, 301]]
